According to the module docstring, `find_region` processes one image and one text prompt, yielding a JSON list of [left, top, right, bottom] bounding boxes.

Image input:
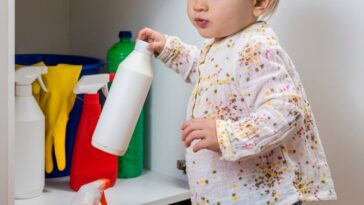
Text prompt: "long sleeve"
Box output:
[[157, 35, 201, 84], [216, 43, 304, 161]]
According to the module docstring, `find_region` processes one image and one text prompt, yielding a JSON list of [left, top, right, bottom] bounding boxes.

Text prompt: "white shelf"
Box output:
[[15, 170, 190, 205]]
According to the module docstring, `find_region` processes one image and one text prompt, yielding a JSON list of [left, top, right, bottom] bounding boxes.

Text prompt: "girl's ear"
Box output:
[[253, 0, 273, 17]]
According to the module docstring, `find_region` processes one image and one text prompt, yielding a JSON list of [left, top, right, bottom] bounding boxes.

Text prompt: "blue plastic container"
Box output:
[[15, 54, 104, 178]]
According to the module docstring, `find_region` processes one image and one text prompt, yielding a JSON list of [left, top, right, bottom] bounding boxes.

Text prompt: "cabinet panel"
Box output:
[[0, 0, 15, 204]]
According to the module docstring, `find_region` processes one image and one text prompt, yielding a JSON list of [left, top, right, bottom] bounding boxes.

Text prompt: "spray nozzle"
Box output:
[[74, 73, 115, 96], [71, 178, 111, 205], [15, 66, 48, 92]]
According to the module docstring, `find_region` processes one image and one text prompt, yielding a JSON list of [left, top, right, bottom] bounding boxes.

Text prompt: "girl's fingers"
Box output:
[[138, 27, 155, 41], [181, 119, 209, 140], [181, 119, 218, 153], [137, 28, 149, 40], [184, 130, 205, 148], [149, 41, 165, 54], [181, 118, 204, 129], [181, 121, 188, 130], [181, 119, 202, 140], [148, 43, 156, 52], [148, 31, 159, 42], [138, 27, 165, 53], [181, 119, 192, 130], [181, 122, 197, 141], [193, 139, 209, 153]]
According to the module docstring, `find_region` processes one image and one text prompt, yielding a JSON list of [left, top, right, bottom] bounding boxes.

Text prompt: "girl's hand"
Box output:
[[181, 118, 221, 153], [138, 27, 166, 55]]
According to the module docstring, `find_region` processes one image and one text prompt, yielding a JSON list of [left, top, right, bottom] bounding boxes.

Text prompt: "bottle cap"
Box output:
[[109, 73, 115, 82], [135, 40, 152, 55], [119, 31, 132, 39]]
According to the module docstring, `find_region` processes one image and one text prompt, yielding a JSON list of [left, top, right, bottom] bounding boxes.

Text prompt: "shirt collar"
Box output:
[[204, 21, 277, 48]]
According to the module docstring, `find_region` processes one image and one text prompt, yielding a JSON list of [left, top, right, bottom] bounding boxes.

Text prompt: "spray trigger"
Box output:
[[74, 73, 114, 95], [37, 76, 48, 92]]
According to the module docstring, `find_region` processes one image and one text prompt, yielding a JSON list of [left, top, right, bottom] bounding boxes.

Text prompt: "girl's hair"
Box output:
[[259, 0, 280, 21]]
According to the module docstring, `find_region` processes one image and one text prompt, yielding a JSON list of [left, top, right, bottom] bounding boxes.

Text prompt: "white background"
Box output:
[[14, 0, 364, 204]]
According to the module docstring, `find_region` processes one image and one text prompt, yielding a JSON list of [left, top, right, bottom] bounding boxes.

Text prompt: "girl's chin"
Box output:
[[197, 30, 216, 39], [196, 28, 227, 39]]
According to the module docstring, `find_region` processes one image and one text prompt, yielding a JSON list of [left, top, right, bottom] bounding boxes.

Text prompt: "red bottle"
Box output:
[[70, 73, 117, 191]]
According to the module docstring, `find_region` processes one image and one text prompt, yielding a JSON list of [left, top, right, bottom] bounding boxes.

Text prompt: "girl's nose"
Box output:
[[193, 0, 208, 12]]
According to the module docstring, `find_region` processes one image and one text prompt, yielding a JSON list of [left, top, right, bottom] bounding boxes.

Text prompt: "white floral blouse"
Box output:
[[157, 22, 337, 205]]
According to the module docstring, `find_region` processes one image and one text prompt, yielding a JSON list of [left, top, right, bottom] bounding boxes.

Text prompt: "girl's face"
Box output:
[[188, 0, 257, 40]]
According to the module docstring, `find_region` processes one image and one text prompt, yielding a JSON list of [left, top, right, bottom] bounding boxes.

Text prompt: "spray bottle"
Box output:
[[70, 73, 118, 191], [15, 66, 48, 199], [92, 40, 153, 156], [71, 178, 111, 205]]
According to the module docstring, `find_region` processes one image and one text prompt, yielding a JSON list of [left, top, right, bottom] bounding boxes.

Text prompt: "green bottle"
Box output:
[[107, 31, 144, 178], [107, 31, 135, 73]]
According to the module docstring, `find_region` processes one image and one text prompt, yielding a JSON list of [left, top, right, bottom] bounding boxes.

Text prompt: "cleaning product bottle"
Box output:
[[71, 178, 111, 205], [70, 73, 118, 191], [92, 40, 153, 158], [15, 66, 48, 199], [107, 31, 145, 178], [107, 31, 135, 73]]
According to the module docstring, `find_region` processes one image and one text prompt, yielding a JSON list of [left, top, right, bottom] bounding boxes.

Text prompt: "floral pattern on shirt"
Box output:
[[158, 22, 337, 205]]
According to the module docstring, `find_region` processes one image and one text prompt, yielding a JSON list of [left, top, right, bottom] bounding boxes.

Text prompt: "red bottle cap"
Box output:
[[109, 73, 115, 82]]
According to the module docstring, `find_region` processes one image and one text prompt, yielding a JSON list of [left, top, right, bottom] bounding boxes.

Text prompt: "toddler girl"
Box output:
[[139, 0, 337, 204]]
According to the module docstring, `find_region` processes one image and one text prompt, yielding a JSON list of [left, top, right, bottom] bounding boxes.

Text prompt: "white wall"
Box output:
[[0, 0, 15, 204], [15, 0, 70, 54], [270, 1, 364, 204]]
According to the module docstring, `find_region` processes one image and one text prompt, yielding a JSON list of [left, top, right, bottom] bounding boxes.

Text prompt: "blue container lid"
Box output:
[[15, 54, 104, 71]]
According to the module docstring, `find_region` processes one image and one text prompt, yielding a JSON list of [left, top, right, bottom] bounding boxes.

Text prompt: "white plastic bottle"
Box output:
[[15, 66, 48, 199], [92, 40, 153, 156]]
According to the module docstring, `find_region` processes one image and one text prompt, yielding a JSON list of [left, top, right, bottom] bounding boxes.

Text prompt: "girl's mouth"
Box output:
[[195, 18, 209, 28]]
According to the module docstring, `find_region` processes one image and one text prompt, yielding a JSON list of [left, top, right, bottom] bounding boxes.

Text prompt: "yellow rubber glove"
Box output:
[[38, 64, 81, 173]]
